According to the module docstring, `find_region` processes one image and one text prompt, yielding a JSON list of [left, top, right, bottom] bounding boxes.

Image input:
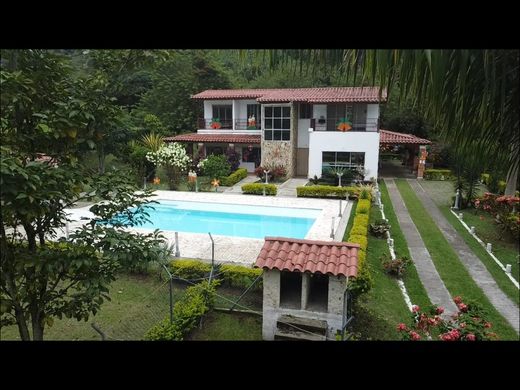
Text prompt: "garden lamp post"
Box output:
[[337, 172, 344, 187], [264, 170, 270, 185], [454, 189, 461, 210]]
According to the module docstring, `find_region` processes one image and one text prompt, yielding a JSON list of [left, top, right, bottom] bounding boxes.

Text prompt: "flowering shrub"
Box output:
[[397, 296, 497, 341], [198, 154, 231, 180], [381, 253, 411, 277], [474, 192, 520, 237], [146, 143, 192, 189], [255, 165, 287, 182], [369, 219, 390, 238]]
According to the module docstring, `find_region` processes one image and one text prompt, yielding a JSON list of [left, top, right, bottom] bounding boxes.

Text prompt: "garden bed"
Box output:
[[186, 311, 262, 340]]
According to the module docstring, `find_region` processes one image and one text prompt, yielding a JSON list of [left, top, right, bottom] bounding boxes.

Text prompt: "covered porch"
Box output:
[[164, 133, 261, 173], [378, 129, 432, 179]]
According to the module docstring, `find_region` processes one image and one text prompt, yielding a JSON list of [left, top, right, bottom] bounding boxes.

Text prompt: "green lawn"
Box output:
[[187, 311, 262, 340], [343, 199, 358, 241], [439, 207, 519, 305], [378, 181, 432, 309], [395, 179, 518, 340], [0, 273, 185, 341], [458, 209, 519, 282], [348, 197, 412, 340]]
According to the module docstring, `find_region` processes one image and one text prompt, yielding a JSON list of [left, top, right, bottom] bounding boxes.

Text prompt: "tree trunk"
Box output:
[[505, 156, 518, 196], [31, 311, 44, 341], [14, 308, 31, 340], [98, 143, 105, 175]]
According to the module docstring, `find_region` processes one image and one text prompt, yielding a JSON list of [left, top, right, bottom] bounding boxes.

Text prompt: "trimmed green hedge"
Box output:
[[145, 280, 219, 341], [424, 169, 453, 180], [170, 259, 263, 291], [345, 195, 373, 296], [242, 183, 277, 195], [296, 185, 359, 199], [220, 168, 248, 187], [356, 199, 371, 214]]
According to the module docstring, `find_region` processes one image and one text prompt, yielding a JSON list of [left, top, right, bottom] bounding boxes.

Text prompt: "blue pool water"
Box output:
[[133, 200, 320, 239]]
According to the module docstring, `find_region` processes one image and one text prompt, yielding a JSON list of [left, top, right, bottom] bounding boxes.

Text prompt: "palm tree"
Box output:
[[258, 50, 519, 194]]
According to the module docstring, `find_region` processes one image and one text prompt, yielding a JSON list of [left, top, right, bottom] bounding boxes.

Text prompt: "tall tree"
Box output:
[[1, 50, 166, 340]]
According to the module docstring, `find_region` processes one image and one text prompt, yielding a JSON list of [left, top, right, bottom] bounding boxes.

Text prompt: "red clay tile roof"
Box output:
[[164, 133, 261, 144], [192, 87, 387, 103], [255, 237, 359, 278], [380, 129, 431, 145]]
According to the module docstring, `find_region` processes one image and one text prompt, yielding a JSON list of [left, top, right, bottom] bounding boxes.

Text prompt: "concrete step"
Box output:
[[274, 329, 326, 341], [277, 315, 327, 335]]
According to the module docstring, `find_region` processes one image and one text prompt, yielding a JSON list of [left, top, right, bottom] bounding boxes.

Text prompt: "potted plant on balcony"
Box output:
[[336, 117, 352, 132], [247, 115, 256, 130], [210, 118, 222, 129]]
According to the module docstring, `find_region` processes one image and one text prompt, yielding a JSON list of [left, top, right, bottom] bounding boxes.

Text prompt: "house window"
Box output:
[[205, 145, 224, 156], [264, 106, 291, 141], [212, 105, 232, 129], [280, 271, 302, 309], [242, 146, 261, 167], [246, 104, 261, 129], [299, 103, 312, 119], [322, 151, 365, 173]]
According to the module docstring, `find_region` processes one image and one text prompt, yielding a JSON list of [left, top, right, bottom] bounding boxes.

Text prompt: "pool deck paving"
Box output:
[[384, 178, 458, 316], [410, 179, 519, 333], [223, 174, 258, 193], [276, 178, 309, 198], [60, 190, 350, 266]]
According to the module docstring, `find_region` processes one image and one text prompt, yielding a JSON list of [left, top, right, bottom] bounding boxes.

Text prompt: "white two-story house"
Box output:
[[165, 87, 387, 180]]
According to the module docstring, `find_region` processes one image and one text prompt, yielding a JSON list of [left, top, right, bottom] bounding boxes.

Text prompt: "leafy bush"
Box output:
[[356, 199, 371, 214], [397, 297, 498, 341], [198, 154, 231, 180], [357, 184, 374, 201], [145, 280, 219, 341], [381, 253, 411, 277], [348, 234, 368, 251], [255, 165, 287, 181], [475, 193, 520, 238], [296, 185, 359, 199], [353, 214, 369, 228], [308, 175, 320, 185], [350, 225, 367, 236], [369, 219, 391, 238], [424, 169, 453, 180], [220, 168, 248, 187], [242, 183, 277, 195], [169, 259, 263, 290], [170, 259, 211, 280], [221, 264, 263, 291], [225, 147, 241, 171]]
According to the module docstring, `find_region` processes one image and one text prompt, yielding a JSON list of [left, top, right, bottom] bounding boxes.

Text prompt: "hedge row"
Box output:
[[346, 196, 373, 296], [145, 280, 219, 341], [296, 185, 360, 199], [220, 168, 248, 187], [424, 169, 453, 180], [170, 259, 263, 291], [241, 183, 277, 196]]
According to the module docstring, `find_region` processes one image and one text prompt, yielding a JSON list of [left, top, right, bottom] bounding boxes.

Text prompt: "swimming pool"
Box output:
[[133, 200, 321, 239]]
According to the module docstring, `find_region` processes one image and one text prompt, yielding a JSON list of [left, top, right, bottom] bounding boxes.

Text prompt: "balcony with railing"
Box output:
[[197, 118, 262, 134], [310, 118, 378, 132]]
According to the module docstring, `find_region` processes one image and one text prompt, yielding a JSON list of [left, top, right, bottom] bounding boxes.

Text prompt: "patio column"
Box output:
[[417, 145, 428, 179]]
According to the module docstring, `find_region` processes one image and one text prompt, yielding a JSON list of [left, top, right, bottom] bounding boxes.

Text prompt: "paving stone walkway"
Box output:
[[276, 178, 308, 197], [222, 174, 259, 193], [384, 178, 458, 316], [410, 179, 519, 334]]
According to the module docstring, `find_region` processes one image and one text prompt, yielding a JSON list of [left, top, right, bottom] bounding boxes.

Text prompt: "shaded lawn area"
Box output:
[[348, 197, 411, 340], [395, 179, 518, 340], [342, 200, 358, 241], [1, 273, 184, 341], [459, 209, 519, 283], [378, 181, 432, 309], [187, 311, 262, 340]]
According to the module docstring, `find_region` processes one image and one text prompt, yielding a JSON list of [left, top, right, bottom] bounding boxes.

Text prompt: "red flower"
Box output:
[[409, 331, 421, 341], [453, 296, 463, 304], [440, 333, 453, 341], [412, 305, 420, 313], [436, 307, 444, 315], [466, 333, 476, 341], [397, 323, 407, 332], [457, 303, 468, 312], [460, 322, 466, 328], [450, 329, 461, 340], [484, 322, 492, 329]]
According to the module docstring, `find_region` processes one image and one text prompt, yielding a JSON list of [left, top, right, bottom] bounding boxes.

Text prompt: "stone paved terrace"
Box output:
[[60, 190, 350, 266], [276, 178, 309, 197]]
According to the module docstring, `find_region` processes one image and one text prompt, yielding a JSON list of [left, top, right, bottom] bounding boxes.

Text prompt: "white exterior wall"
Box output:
[[297, 119, 310, 148], [203, 100, 233, 120], [308, 131, 380, 180], [236, 99, 258, 120]]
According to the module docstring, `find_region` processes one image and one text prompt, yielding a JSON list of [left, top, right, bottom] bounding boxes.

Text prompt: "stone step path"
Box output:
[[276, 178, 308, 197], [384, 178, 458, 316], [223, 174, 259, 193], [410, 179, 519, 334]]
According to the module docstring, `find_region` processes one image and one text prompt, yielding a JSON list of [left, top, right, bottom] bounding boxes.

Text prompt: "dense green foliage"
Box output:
[[297, 185, 359, 199], [220, 168, 248, 187], [241, 183, 277, 195], [424, 169, 453, 180]]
